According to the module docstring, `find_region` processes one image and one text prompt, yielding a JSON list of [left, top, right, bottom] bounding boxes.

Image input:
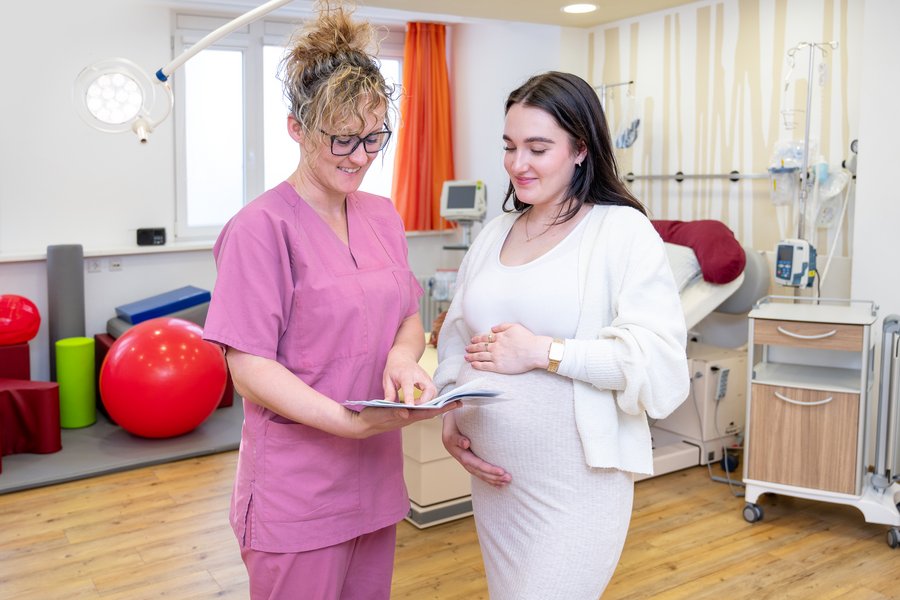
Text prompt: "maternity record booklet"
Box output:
[[345, 378, 506, 410]]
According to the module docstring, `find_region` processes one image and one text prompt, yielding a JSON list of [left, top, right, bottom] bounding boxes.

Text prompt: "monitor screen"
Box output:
[[446, 185, 477, 209], [777, 244, 793, 262]]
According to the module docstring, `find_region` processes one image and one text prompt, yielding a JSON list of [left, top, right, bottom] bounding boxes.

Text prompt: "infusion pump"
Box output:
[[775, 239, 817, 287]]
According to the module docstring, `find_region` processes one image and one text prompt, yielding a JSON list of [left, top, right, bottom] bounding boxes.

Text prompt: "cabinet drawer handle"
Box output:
[[776, 326, 837, 340], [774, 391, 833, 406]]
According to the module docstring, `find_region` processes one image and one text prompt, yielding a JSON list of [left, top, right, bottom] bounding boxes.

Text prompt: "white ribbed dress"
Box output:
[[453, 214, 634, 600]]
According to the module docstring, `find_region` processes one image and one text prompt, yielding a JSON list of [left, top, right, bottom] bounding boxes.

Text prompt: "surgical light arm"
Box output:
[[74, 0, 293, 143]]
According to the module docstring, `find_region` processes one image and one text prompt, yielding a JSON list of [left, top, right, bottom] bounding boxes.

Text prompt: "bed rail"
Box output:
[[874, 315, 900, 490]]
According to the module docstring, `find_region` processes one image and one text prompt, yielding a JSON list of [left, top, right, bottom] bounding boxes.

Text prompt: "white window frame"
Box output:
[[172, 12, 405, 242]]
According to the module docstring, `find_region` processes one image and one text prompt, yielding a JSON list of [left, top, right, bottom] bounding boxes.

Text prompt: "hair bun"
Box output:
[[288, 1, 374, 69]]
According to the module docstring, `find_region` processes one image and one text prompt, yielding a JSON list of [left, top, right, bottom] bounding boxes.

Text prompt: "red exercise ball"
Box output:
[[0, 294, 41, 346], [99, 317, 226, 438]]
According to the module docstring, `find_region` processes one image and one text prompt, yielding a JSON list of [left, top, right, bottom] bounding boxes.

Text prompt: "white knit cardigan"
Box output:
[[433, 205, 690, 475]]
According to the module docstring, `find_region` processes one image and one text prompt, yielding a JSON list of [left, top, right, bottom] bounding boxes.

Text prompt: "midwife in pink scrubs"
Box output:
[[202, 4, 457, 598]]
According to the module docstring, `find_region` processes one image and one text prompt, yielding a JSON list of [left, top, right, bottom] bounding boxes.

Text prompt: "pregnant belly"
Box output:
[[453, 365, 575, 470]]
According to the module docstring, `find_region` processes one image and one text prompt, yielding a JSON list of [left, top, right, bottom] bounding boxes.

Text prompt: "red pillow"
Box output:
[[652, 220, 745, 284]]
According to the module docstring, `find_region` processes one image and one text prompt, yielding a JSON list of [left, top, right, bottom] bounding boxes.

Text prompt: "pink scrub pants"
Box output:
[[241, 521, 397, 600]]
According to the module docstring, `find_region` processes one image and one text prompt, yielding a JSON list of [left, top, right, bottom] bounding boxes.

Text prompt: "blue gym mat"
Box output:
[[115, 285, 211, 325]]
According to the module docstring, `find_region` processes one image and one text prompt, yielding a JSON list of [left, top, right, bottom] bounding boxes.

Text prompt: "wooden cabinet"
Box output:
[[747, 384, 859, 493], [744, 297, 877, 499]]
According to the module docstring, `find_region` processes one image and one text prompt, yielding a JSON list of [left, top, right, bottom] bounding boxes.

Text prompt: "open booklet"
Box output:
[[345, 378, 509, 410]]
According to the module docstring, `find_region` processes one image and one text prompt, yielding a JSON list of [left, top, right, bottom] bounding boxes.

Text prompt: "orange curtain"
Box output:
[[392, 23, 454, 231]]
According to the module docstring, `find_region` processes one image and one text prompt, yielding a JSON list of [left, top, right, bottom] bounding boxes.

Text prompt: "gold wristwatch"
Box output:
[[546, 338, 565, 373]]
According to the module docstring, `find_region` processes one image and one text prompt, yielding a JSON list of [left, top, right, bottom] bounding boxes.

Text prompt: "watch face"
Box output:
[[549, 341, 565, 361]]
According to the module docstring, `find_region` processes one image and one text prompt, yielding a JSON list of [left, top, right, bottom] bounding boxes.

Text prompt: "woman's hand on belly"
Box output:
[[442, 412, 511, 487], [465, 323, 552, 375]]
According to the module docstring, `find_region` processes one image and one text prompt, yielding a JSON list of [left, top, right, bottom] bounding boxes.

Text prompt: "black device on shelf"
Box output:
[[137, 228, 166, 246]]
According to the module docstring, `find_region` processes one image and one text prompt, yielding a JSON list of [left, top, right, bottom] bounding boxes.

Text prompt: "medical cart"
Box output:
[[742, 296, 900, 547]]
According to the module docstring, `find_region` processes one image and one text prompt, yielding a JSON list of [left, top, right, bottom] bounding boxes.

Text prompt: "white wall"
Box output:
[[560, 27, 590, 81], [1, 0, 176, 256], [449, 21, 563, 222], [851, 0, 900, 325]]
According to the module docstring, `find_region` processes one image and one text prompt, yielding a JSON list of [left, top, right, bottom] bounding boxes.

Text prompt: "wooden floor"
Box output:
[[1, 451, 897, 599]]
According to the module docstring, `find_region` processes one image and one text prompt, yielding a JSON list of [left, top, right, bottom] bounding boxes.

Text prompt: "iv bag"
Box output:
[[770, 168, 798, 206]]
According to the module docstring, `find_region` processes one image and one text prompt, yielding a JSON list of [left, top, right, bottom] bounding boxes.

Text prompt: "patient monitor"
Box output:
[[440, 180, 486, 222], [439, 180, 486, 249]]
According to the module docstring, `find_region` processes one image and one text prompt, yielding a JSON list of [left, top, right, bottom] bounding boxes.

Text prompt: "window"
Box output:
[[174, 14, 404, 241], [183, 49, 244, 228]]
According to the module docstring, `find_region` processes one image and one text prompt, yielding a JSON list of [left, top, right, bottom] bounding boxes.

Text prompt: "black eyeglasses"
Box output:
[[320, 127, 392, 156]]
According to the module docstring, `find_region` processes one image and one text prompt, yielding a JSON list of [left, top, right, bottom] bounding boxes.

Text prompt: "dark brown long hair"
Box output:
[[502, 71, 646, 221]]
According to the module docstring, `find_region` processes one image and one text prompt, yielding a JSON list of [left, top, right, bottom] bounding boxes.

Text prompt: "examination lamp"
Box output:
[[73, 0, 292, 143]]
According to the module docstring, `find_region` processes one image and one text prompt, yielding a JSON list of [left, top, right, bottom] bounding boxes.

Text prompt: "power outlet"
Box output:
[[108, 257, 123, 271], [86, 259, 102, 273]]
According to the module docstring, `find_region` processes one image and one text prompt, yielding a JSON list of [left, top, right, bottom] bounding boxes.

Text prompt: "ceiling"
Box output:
[[176, 0, 699, 29], [356, 0, 698, 28]]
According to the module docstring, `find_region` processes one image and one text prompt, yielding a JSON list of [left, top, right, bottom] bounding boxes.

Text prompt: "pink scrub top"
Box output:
[[203, 181, 423, 553]]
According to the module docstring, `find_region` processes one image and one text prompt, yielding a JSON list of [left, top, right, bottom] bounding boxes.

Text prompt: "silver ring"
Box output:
[[484, 342, 489, 352], [488, 333, 495, 343]]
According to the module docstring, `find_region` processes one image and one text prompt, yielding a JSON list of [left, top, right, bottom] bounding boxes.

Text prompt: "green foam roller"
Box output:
[[56, 337, 96, 428]]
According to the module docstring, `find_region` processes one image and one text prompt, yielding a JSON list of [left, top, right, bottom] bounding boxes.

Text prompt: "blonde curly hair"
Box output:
[[281, 1, 396, 153]]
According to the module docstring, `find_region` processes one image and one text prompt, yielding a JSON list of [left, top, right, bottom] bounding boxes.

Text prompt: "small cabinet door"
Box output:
[[747, 384, 859, 495]]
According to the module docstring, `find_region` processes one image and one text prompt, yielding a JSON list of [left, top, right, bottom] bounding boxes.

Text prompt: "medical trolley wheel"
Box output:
[[743, 503, 764, 523], [887, 528, 900, 549]]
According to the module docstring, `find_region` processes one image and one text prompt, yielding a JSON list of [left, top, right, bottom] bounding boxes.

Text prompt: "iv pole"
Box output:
[[791, 41, 838, 240]]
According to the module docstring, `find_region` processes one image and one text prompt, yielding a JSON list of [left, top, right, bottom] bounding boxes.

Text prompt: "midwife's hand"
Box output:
[[382, 353, 437, 405], [351, 401, 460, 439]]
